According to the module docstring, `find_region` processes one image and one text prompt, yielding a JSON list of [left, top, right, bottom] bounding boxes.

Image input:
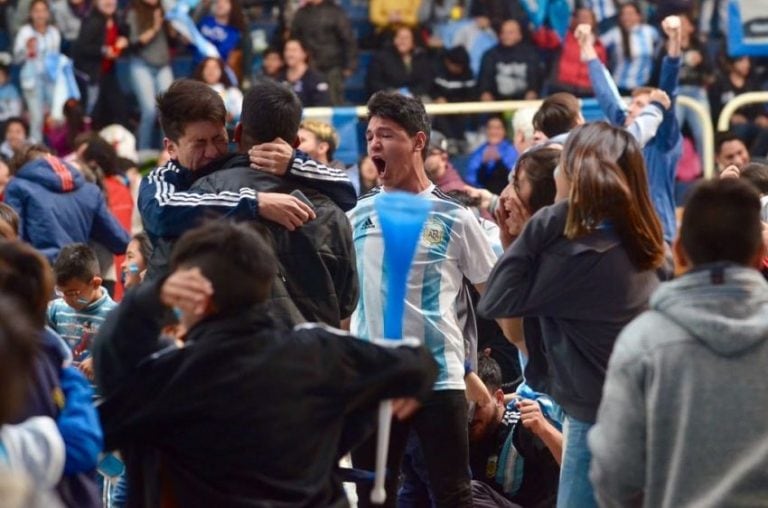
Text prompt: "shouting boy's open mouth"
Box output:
[[372, 156, 387, 178]]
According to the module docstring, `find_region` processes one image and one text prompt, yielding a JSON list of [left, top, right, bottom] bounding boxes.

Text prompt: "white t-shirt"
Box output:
[[348, 185, 498, 390]]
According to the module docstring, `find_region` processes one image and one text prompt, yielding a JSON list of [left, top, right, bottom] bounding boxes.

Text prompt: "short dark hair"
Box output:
[[0, 203, 19, 236], [82, 135, 119, 177], [715, 131, 748, 156], [367, 91, 431, 159], [157, 79, 227, 143], [240, 80, 302, 145], [477, 355, 503, 393], [53, 243, 100, 285], [513, 147, 559, 214], [4, 117, 28, 138], [532, 92, 581, 138], [0, 295, 38, 423], [170, 221, 278, 313], [0, 240, 54, 327], [740, 162, 768, 194], [681, 178, 763, 266]]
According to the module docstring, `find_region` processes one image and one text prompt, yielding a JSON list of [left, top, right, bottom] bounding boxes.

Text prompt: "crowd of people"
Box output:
[[1, 0, 768, 164], [1, 0, 768, 507]]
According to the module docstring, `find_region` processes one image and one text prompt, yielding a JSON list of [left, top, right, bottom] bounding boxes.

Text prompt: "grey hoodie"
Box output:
[[589, 265, 768, 508]]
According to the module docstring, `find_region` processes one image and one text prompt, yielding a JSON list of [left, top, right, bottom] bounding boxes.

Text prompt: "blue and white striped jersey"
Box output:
[[600, 24, 659, 90], [583, 0, 617, 25], [47, 289, 117, 362], [348, 185, 498, 391]]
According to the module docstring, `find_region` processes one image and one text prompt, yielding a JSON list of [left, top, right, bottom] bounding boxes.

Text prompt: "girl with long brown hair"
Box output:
[[479, 121, 666, 508]]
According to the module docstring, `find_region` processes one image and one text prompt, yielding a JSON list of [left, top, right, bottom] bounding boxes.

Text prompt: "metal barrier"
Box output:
[[305, 95, 716, 178], [716, 91, 768, 132]]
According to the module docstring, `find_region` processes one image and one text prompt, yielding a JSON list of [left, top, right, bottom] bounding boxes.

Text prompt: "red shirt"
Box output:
[[101, 19, 119, 75], [555, 32, 607, 91]]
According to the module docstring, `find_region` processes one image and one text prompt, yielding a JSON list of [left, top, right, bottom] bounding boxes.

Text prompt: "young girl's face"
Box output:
[[97, 0, 117, 16], [262, 52, 283, 75], [213, 0, 232, 20], [122, 238, 146, 289], [283, 41, 307, 67], [30, 1, 50, 27], [619, 4, 641, 29], [201, 59, 222, 85]]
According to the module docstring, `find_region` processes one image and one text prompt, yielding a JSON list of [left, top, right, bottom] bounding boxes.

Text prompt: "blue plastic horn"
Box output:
[[370, 191, 432, 505]]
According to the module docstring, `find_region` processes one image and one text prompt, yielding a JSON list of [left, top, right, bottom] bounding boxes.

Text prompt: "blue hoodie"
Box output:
[[588, 56, 682, 243], [3, 156, 130, 262]]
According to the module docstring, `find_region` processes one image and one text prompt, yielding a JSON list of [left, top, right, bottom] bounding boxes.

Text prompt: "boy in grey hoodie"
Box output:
[[589, 177, 768, 507]]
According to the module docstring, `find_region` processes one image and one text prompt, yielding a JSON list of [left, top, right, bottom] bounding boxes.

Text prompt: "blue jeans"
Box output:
[[130, 58, 173, 150], [21, 71, 51, 144], [676, 85, 709, 162], [557, 415, 597, 508]]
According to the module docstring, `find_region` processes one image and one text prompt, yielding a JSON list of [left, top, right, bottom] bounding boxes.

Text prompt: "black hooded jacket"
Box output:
[[191, 153, 358, 327], [95, 280, 437, 508]]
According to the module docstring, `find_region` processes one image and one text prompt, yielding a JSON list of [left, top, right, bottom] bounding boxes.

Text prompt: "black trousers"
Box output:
[[352, 390, 472, 508]]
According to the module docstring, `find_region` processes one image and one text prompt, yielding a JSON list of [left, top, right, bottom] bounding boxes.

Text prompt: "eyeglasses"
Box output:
[[56, 288, 84, 299]]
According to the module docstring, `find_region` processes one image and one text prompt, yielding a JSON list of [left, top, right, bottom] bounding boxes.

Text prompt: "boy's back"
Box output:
[[96, 283, 436, 508], [590, 178, 768, 507]]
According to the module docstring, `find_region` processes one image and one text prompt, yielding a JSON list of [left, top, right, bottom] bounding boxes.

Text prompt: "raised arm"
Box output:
[[577, 24, 628, 126], [138, 161, 261, 238], [248, 140, 358, 211], [655, 16, 683, 150], [625, 90, 669, 147]]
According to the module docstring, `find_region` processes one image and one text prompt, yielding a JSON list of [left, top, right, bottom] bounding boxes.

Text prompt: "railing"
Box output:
[[716, 91, 768, 132], [305, 95, 716, 178]]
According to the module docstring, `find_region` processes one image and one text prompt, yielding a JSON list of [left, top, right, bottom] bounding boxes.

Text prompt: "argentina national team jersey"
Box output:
[[348, 184, 498, 390], [600, 24, 659, 90]]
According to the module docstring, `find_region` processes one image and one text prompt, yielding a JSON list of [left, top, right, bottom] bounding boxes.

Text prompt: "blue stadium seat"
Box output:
[[344, 50, 372, 105]]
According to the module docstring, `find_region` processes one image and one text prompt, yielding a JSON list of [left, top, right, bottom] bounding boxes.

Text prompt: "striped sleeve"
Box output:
[[287, 151, 358, 211], [138, 161, 260, 238]]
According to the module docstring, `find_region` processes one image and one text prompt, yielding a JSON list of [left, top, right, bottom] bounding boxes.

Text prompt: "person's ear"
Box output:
[[414, 132, 427, 155], [672, 236, 690, 275], [233, 123, 242, 143], [493, 389, 505, 406], [291, 136, 300, 149], [318, 141, 329, 157], [92, 276, 103, 290], [163, 138, 177, 159]]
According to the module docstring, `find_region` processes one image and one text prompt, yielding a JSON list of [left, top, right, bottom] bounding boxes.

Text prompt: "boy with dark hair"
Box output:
[[139, 79, 356, 280], [93, 221, 437, 507], [48, 243, 116, 380], [533, 92, 584, 139], [190, 78, 359, 327], [469, 356, 562, 508], [349, 90, 499, 508], [715, 131, 750, 173], [590, 178, 768, 506]]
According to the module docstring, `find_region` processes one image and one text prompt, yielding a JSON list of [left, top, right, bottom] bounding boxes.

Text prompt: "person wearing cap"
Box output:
[[424, 130, 468, 194]]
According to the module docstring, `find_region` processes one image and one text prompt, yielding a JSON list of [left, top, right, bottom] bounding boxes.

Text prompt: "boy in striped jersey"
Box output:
[[48, 243, 116, 381], [348, 91, 498, 508]]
